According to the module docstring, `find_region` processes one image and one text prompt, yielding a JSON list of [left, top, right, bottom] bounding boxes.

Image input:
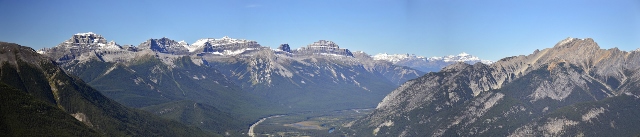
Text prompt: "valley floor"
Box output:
[[248, 108, 373, 137]]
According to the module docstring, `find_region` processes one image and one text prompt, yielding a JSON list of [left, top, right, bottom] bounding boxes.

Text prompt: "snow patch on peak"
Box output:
[[212, 48, 258, 56], [374, 52, 494, 65], [372, 53, 425, 63], [188, 38, 214, 52], [99, 41, 121, 50], [187, 36, 259, 53], [431, 52, 493, 64], [178, 40, 190, 50], [75, 32, 97, 36], [557, 37, 577, 46]]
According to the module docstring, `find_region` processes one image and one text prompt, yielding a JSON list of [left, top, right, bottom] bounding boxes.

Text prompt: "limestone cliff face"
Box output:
[[188, 36, 262, 55], [137, 37, 189, 54], [291, 40, 354, 57], [353, 37, 640, 137], [39, 32, 122, 62]]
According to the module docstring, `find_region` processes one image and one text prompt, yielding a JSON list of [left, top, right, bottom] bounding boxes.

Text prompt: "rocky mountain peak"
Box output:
[[308, 40, 339, 48], [64, 32, 107, 46], [278, 44, 291, 53], [188, 36, 261, 54], [178, 40, 188, 45], [352, 51, 373, 60], [292, 40, 353, 57], [553, 37, 599, 50], [102, 40, 122, 50], [0, 42, 49, 68], [138, 37, 189, 54], [38, 32, 123, 61], [442, 62, 471, 71]]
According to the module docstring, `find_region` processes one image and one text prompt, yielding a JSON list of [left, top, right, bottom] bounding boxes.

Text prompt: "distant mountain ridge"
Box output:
[[285, 40, 354, 57], [372, 52, 494, 72]]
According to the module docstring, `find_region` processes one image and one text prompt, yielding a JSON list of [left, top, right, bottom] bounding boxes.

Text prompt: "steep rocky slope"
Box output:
[[59, 50, 261, 135], [0, 42, 211, 136], [352, 38, 640, 136]]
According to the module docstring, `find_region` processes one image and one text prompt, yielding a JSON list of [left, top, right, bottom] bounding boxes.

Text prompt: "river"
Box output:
[[248, 115, 285, 137]]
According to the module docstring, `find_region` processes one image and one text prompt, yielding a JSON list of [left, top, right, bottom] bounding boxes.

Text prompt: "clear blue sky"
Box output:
[[0, 0, 638, 61]]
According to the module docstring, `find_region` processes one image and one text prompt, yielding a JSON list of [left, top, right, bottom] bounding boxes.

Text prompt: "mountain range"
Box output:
[[350, 37, 640, 136], [35, 32, 479, 134], [11, 32, 633, 136]]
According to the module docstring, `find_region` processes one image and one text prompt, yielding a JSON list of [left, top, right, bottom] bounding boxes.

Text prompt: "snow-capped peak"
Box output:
[[188, 38, 214, 52], [431, 52, 492, 64], [372, 53, 426, 63], [36, 50, 46, 54], [178, 40, 190, 49], [98, 40, 122, 50], [374, 52, 493, 64], [57, 32, 108, 48], [186, 36, 259, 53], [75, 32, 97, 36]]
